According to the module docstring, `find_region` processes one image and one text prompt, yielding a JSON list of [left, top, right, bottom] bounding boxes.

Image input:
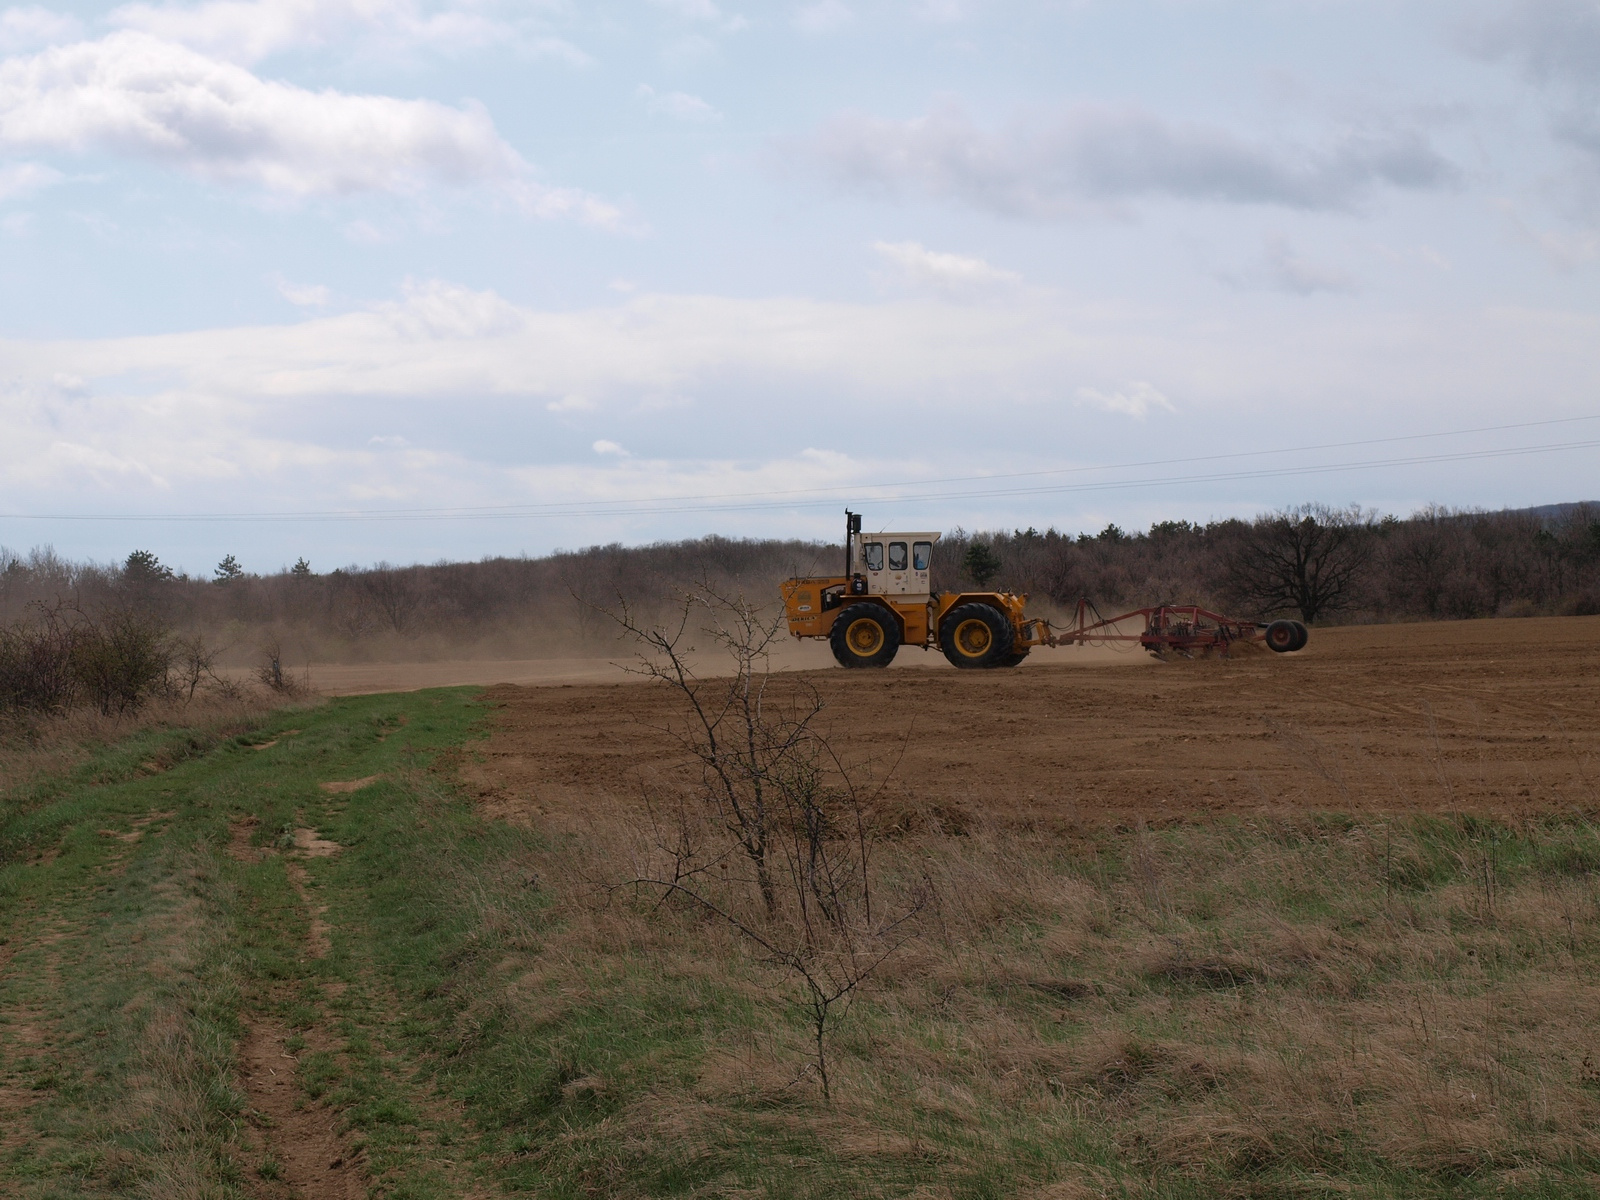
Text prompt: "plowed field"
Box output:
[[475, 615, 1600, 827]]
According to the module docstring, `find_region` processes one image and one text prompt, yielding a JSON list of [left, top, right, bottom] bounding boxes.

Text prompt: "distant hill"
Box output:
[[1514, 502, 1600, 520]]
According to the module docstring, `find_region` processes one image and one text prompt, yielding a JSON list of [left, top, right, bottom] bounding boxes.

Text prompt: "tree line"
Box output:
[[2, 502, 1597, 681]]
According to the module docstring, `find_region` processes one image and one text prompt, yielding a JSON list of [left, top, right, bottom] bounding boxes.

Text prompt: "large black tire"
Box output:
[[997, 651, 1029, 668], [1264, 620, 1298, 653], [939, 603, 1015, 669], [830, 604, 901, 668], [1289, 621, 1309, 652]]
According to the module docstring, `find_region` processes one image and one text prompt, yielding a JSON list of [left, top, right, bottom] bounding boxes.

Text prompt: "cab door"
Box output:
[[911, 540, 932, 593]]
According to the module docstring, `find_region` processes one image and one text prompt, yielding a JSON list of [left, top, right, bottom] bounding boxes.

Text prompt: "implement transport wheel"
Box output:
[[830, 604, 901, 668], [1264, 620, 1299, 653], [940, 603, 1015, 669], [1290, 621, 1309, 652]]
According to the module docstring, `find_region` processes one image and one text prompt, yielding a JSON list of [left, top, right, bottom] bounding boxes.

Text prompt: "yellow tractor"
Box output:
[[780, 511, 1045, 669], [780, 510, 1308, 668]]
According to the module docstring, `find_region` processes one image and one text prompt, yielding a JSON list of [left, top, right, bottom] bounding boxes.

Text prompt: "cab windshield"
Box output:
[[863, 542, 884, 571]]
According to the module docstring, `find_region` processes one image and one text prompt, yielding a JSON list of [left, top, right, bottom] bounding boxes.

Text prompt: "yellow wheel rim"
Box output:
[[953, 618, 992, 658], [846, 618, 884, 656]]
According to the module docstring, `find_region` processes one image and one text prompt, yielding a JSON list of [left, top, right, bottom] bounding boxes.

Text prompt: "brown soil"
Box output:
[[319, 776, 382, 794], [472, 615, 1600, 828], [290, 636, 1146, 696], [230, 816, 353, 1195], [97, 810, 175, 845], [238, 1017, 362, 1200]]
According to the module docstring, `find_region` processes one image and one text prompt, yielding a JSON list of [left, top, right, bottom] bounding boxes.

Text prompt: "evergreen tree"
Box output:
[[124, 549, 173, 584], [962, 542, 1001, 588]]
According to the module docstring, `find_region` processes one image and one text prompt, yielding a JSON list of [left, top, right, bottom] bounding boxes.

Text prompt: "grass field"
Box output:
[[3, 630, 1599, 1198]]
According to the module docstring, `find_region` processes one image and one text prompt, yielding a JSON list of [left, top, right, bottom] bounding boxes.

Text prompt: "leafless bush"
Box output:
[[172, 633, 220, 702], [1, 602, 174, 718], [72, 607, 176, 715], [607, 585, 927, 1100], [0, 603, 82, 715], [254, 638, 308, 697]]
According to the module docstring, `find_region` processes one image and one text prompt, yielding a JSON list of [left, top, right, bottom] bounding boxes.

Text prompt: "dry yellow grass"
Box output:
[[465, 800, 1600, 1195]]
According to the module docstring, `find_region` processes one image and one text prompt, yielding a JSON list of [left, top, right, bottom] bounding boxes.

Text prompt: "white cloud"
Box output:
[[381, 277, 526, 338], [368, 433, 407, 446], [0, 158, 59, 199], [637, 83, 719, 122], [524, 36, 592, 67], [794, 1, 852, 33], [1497, 199, 1600, 268], [3, 283, 1600, 540], [1262, 235, 1355, 295], [647, 0, 722, 21], [106, 0, 520, 65], [272, 274, 331, 306], [801, 103, 1459, 218], [872, 239, 1020, 292], [915, 0, 977, 22], [592, 438, 629, 456], [1467, 2, 1600, 195], [1468, 0, 1600, 88], [0, 32, 618, 220], [1075, 382, 1174, 420], [0, 5, 82, 52]]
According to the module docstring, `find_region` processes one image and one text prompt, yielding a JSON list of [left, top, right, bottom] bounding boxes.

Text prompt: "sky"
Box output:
[[1, 0, 1599, 575]]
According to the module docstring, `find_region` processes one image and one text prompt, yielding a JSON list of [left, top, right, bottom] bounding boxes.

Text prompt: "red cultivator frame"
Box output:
[[1019, 600, 1308, 658]]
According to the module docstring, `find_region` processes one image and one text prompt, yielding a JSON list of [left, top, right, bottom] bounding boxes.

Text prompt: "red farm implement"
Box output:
[[1022, 600, 1309, 658]]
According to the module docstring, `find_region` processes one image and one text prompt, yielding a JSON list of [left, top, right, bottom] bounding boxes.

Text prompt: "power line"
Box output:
[[2, 419, 1597, 525]]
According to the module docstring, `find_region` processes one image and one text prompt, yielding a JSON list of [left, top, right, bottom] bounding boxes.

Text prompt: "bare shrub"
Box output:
[[254, 638, 308, 697], [606, 585, 928, 1100], [172, 633, 220, 702], [0, 603, 82, 715], [72, 607, 175, 715], [1, 602, 175, 719]]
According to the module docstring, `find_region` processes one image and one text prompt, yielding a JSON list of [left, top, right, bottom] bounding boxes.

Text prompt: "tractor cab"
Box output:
[[853, 531, 938, 599]]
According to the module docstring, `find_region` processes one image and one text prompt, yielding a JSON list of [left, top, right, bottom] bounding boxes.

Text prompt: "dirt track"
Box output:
[[472, 615, 1600, 827]]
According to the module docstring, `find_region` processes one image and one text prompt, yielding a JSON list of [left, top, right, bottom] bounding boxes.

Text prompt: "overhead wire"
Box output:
[[1, 414, 1597, 525]]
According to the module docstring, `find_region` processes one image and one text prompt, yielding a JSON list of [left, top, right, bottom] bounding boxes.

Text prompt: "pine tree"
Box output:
[[962, 542, 1001, 588]]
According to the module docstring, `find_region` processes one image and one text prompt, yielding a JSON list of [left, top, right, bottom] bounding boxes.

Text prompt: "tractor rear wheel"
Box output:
[[998, 651, 1029, 668], [1289, 621, 1309, 651], [939, 603, 1015, 669], [830, 604, 901, 668], [1265, 620, 1298, 653]]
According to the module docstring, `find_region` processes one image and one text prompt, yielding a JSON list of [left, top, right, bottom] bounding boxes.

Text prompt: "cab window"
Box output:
[[888, 541, 908, 571], [912, 541, 932, 571], [863, 542, 884, 571]]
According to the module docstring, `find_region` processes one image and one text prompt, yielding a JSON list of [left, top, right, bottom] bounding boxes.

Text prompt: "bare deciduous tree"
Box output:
[[1227, 504, 1376, 623], [359, 564, 423, 635]]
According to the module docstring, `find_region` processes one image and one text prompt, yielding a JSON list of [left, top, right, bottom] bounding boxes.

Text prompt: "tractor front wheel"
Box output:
[[830, 604, 901, 668], [939, 603, 1015, 669]]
